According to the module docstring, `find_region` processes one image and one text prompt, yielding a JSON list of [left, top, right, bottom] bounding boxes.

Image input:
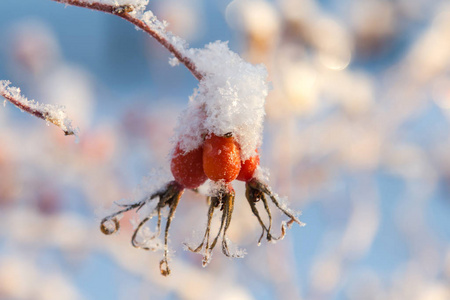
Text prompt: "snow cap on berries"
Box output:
[[174, 41, 268, 161]]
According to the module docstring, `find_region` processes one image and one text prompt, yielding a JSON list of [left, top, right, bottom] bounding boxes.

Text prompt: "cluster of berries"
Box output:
[[100, 132, 302, 276], [171, 133, 259, 188]]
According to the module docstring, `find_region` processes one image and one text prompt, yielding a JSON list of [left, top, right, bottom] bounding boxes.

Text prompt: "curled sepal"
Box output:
[[160, 258, 171, 276], [245, 178, 305, 245], [100, 200, 144, 236], [100, 218, 120, 235], [100, 181, 184, 276]]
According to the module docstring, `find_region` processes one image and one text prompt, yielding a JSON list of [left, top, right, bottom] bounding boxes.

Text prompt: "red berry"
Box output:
[[203, 133, 241, 182], [237, 152, 259, 182], [171, 144, 207, 189]]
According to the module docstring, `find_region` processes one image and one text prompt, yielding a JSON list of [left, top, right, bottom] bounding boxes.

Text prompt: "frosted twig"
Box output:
[[51, 0, 204, 81], [0, 80, 77, 136]]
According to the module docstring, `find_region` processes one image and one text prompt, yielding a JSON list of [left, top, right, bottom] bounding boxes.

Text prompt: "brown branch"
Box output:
[[52, 0, 204, 81], [2, 92, 47, 123], [1, 81, 76, 136]]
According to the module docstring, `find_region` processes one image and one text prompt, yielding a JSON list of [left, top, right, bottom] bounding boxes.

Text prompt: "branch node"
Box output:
[[113, 4, 133, 15]]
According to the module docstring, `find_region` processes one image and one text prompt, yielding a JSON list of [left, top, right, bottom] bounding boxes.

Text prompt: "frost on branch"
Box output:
[[0, 80, 77, 136], [60, 0, 148, 9], [53, 0, 201, 79]]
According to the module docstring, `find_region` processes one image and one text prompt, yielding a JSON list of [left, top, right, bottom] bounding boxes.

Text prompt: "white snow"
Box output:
[[253, 165, 270, 183], [71, 0, 148, 8], [223, 237, 247, 258]]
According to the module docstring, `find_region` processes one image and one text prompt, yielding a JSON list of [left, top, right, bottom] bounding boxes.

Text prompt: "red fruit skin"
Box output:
[[171, 144, 207, 189], [203, 134, 241, 182], [237, 154, 259, 182]]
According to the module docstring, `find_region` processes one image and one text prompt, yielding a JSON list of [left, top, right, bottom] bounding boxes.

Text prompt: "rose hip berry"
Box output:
[[171, 143, 207, 189], [203, 133, 241, 182], [237, 152, 260, 182]]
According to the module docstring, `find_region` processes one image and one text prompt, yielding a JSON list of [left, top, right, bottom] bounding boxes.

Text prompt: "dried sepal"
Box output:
[[245, 178, 305, 245], [185, 184, 244, 264], [100, 181, 184, 276], [100, 218, 119, 235]]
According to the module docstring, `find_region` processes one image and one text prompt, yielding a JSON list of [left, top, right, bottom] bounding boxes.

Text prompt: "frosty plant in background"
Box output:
[[0, 80, 77, 136], [48, 0, 305, 276]]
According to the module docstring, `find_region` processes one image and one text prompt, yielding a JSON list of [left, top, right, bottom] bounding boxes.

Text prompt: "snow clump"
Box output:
[[173, 42, 269, 161]]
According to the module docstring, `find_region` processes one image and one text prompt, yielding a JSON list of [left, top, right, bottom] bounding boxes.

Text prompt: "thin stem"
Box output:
[[131, 206, 162, 251], [51, 0, 204, 81]]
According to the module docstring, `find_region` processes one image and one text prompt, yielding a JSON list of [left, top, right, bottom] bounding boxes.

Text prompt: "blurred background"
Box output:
[[1, 0, 450, 299]]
